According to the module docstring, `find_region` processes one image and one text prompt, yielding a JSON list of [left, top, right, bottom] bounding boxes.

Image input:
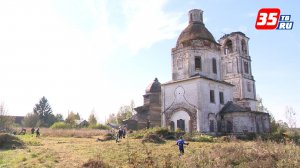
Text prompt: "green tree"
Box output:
[[116, 106, 133, 124], [106, 101, 135, 124], [55, 114, 64, 122], [65, 111, 78, 126], [33, 96, 56, 127], [88, 112, 97, 126], [116, 101, 135, 124]]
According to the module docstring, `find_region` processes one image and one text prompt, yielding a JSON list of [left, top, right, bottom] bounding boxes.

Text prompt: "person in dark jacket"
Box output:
[[36, 127, 40, 137], [31, 127, 35, 135], [176, 136, 189, 155], [118, 128, 123, 139]]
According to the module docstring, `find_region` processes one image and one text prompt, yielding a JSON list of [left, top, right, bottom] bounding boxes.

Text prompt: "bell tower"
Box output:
[[171, 9, 220, 81], [219, 32, 257, 110]]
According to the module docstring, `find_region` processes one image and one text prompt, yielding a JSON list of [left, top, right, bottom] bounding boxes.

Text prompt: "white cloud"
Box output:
[[0, 0, 185, 122], [119, 0, 185, 54], [0, 1, 113, 120]]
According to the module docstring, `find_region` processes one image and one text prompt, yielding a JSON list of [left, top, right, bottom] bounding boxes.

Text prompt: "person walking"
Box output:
[[115, 130, 120, 143], [176, 136, 189, 155], [31, 127, 35, 134], [118, 127, 123, 139], [36, 127, 40, 137]]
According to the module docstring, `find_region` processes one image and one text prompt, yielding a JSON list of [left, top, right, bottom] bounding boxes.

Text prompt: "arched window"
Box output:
[[244, 61, 249, 74], [177, 119, 185, 131], [224, 40, 233, 55], [195, 56, 201, 70], [241, 40, 247, 54], [212, 58, 217, 74]]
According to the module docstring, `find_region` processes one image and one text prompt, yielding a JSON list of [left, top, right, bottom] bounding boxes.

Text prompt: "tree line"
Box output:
[[0, 96, 135, 130], [22, 96, 106, 129]]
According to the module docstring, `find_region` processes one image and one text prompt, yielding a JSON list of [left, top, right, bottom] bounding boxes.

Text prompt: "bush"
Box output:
[[183, 133, 214, 142], [129, 127, 175, 139], [50, 122, 73, 129], [128, 130, 146, 139], [236, 133, 257, 140], [142, 133, 165, 143], [289, 130, 300, 145], [89, 124, 110, 130], [175, 128, 185, 138]]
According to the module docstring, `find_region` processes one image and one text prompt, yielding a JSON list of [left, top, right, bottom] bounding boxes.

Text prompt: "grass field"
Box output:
[[0, 131, 299, 168]]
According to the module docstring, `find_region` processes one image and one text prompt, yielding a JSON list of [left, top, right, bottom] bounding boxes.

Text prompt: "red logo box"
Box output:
[[255, 8, 281, 30]]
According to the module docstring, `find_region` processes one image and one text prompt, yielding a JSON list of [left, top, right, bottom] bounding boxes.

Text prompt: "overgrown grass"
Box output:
[[50, 122, 74, 129], [1, 131, 299, 168], [41, 128, 107, 138], [129, 127, 178, 139], [184, 133, 214, 142], [16, 134, 43, 146], [88, 124, 110, 130]]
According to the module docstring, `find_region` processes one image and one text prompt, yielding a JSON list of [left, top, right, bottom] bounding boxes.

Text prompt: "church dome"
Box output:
[[176, 9, 216, 46], [146, 78, 161, 93]]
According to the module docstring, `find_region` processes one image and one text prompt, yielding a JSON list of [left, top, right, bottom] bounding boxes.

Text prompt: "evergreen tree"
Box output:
[[33, 96, 56, 127]]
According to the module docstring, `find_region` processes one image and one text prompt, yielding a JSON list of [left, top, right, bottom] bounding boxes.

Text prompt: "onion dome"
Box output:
[[176, 9, 217, 46]]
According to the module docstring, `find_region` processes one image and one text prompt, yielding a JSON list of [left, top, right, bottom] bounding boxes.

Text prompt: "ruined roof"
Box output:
[[177, 22, 217, 46], [146, 78, 161, 93], [220, 31, 248, 40], [129, 112, 148, 122], [219, 101, 271, 115], [219, 101, 249, 113], [134, 105, 149, 113]]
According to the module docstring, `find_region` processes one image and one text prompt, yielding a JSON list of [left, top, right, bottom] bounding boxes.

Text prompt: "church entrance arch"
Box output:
[[170, 110, 191, 132]]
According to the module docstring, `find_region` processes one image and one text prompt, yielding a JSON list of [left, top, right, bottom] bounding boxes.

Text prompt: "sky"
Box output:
[[0, 0, 299, 126]]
